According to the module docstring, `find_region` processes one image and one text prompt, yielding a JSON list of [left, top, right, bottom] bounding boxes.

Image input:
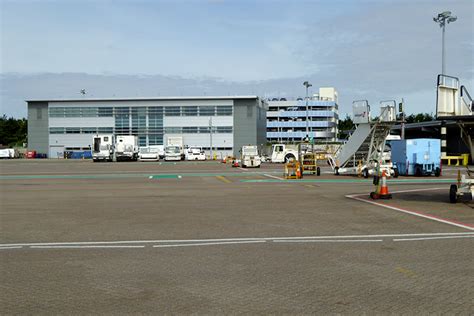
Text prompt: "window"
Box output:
[[182, 127, 198, 133], [215, 126, 233, 133], [81, 107, 98, 117], [49, 127, 64, 134], [82, 128, 97, 134], [182, 106, 198, 116], [199, 127, 210, 133], [49, 107, 65, 117], [65, 108, 82, 117], [199, 106, 215, 116], [98, 107, 113, 117], [164, 106, 181, 116], [164, 127, 182, 134], [216, 106, 232, 116], [98, 127, 113, 134], [65, 128, 80, 134]]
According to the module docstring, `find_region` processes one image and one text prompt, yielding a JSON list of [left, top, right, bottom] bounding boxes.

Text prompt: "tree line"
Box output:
[[0, 115, 27, 147]]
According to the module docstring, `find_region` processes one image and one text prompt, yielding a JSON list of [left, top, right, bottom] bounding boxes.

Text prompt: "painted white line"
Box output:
[[2, 232, 474, 248], [153, 240, 266, 248], [348, 195, 474, 231], [273, 239, 383, 243], [30, 245, 145, 249], [0, 246, 23, 250], [394, 235, 474, 242], [263, 173, 284, 180]]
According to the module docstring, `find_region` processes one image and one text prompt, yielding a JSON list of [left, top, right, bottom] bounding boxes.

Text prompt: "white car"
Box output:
[[138, 146, 160, 162]]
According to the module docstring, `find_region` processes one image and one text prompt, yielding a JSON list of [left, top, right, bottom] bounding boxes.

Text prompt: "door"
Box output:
[[49, 146, 65, 159]]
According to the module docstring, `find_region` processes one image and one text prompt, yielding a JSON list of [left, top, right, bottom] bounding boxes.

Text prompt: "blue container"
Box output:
[[391, 139, 441, 176]]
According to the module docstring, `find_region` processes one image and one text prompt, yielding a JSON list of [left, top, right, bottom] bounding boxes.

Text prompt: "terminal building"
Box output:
[[266, 87, 339, 143], [26, 96, 267, 158]]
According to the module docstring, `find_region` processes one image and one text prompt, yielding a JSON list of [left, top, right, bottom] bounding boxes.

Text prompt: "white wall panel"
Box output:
[[49, 117, 114, 127], [164, 116, 233, 127]]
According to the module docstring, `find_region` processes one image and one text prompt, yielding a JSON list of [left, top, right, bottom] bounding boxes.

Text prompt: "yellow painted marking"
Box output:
[[395, 267, 416, 278], [216, 175, 232, 184]]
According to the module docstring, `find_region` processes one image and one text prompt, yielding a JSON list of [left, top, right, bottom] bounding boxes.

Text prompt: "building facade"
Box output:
[[266, 87, 339, 143], [26, 96, 267, 158]]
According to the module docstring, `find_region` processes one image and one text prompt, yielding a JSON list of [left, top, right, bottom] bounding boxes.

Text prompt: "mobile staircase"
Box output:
[[328, 100, 398, 178]]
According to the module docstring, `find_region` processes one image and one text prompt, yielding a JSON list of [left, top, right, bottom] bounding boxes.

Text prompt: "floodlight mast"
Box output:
[[303, 81, 312, 140], [433, 11, 457, 75]]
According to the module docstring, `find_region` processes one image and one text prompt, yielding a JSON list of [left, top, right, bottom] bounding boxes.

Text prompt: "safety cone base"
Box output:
[[370, 192, 392, 200]]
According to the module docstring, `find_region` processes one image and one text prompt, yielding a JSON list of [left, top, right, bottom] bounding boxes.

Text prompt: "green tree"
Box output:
[[0, 115, 27, 147], [405, 113, 435, 123], [337, 115, 355, 139]]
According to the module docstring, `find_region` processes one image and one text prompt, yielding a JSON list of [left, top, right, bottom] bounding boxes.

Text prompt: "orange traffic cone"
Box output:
[[370, 170, 392, 199], [222, 157, 226, 163]]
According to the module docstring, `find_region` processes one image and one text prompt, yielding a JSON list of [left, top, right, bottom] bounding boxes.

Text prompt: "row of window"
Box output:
[[49, 126, 233, 134], [49, 106, 233, 117]]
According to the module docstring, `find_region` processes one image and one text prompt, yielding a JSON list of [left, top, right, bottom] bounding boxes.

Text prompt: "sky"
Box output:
[[1, 0, 473, 118]]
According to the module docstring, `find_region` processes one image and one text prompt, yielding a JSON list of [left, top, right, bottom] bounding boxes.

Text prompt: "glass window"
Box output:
[[199, 126, 210, 133], [164, 106, 181, 116], [65, 128, 80, 134], [215, 126, 233, 133], [81, 107, 98, 117], [182, 127, 198, 133], [98, 107, 113, 117], [49, 127, 64, 134], [49, 107, 65, 117], [182, 106, 198, 116], [216, 106, 233, 116], [199, 106, 215, 116], [98, 127, 113, 134], [164, 127, 182, 134], [82, 128, 97, 134], [65, 108, 82, 117]]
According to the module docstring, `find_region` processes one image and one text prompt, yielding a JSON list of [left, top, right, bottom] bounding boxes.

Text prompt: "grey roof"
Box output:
[[26, 95, 261, 103]]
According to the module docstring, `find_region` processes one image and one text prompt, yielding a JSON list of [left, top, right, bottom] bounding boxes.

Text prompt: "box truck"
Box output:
[[165, 136, 184, 161], [115, 135, 139, 161], [92, 134, 114, 162], [391, 139, 441, 176]]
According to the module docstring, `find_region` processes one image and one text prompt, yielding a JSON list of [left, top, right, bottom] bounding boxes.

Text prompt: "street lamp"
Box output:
[[433, 11, 457, 75], [303, 81, 312, 141]]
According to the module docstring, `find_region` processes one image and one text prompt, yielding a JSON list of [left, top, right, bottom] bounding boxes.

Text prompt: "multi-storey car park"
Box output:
[[266, 87, 339, 143], [26, 96, 267, 159]]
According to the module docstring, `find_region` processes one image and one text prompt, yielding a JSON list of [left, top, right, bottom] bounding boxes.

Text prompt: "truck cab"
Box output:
[[271, 144, 299, 163], [164, 146, 182, 161]]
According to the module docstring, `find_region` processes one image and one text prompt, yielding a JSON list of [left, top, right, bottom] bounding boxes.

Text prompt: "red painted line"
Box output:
[[346, 188, 474, 231]]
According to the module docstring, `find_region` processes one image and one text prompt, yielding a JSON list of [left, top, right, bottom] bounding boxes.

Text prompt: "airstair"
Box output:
[[436, 74, 474, 160], [328, 100, 398, 177]]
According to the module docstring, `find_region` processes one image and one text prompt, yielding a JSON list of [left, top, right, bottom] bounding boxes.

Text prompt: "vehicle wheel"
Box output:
[[242, 164, 246, 168], [284, 154, 295, 163], [257, 165, 261, 168], [92, 159, 97, 162], [316, 167, 321, 176], [449, 184, 458, 203], [393, 168, 399, 178], [363, 169, 369, 178], [415, 166, 422, 177], [434, 167, 441, 177], [334, 167, 339, 175]]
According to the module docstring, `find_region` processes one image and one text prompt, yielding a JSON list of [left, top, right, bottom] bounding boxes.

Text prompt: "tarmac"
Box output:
[[0, 159, 473, 314]]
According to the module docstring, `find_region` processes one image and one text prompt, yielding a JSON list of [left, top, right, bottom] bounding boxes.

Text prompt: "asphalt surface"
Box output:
[[1, 160, 473, 314]]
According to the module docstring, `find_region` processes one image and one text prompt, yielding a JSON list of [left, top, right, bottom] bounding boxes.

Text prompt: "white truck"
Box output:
[[165, 136, 184, 161], [271, 144, 299, 163], [92, 134, 114, 162], [138, 146, 162, 162], [241, 145, 261, 168], [185, 146, 206, 161], [115, 135, 139, 161]]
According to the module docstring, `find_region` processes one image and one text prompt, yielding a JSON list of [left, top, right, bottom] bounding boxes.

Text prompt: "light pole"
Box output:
[[303, 81, 312, 141], [433, 11, 457, 75], [209, 117, 213, 160]]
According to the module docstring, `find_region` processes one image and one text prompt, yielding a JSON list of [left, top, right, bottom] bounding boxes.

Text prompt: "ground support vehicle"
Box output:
[[185, 147, 206, 161], [450, 169, 474, 203], [165, 136, 184, 160], [328, 101, 398, 178], [271, 144, 299, 163], [284, 160, 302, 179], [115, 135, 139, 161], [391, 139, 441, 176], [241, 146, 261, 168], [92, 134, 114, 162]]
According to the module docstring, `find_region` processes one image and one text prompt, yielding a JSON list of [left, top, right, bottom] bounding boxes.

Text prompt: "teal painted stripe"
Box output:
[[0, 171, 280, 180]]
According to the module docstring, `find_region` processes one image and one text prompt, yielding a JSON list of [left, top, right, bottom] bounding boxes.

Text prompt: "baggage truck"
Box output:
[[241, 145, 261, 168], [165, 136, 184, 161], [391, 139, 441, 176]]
